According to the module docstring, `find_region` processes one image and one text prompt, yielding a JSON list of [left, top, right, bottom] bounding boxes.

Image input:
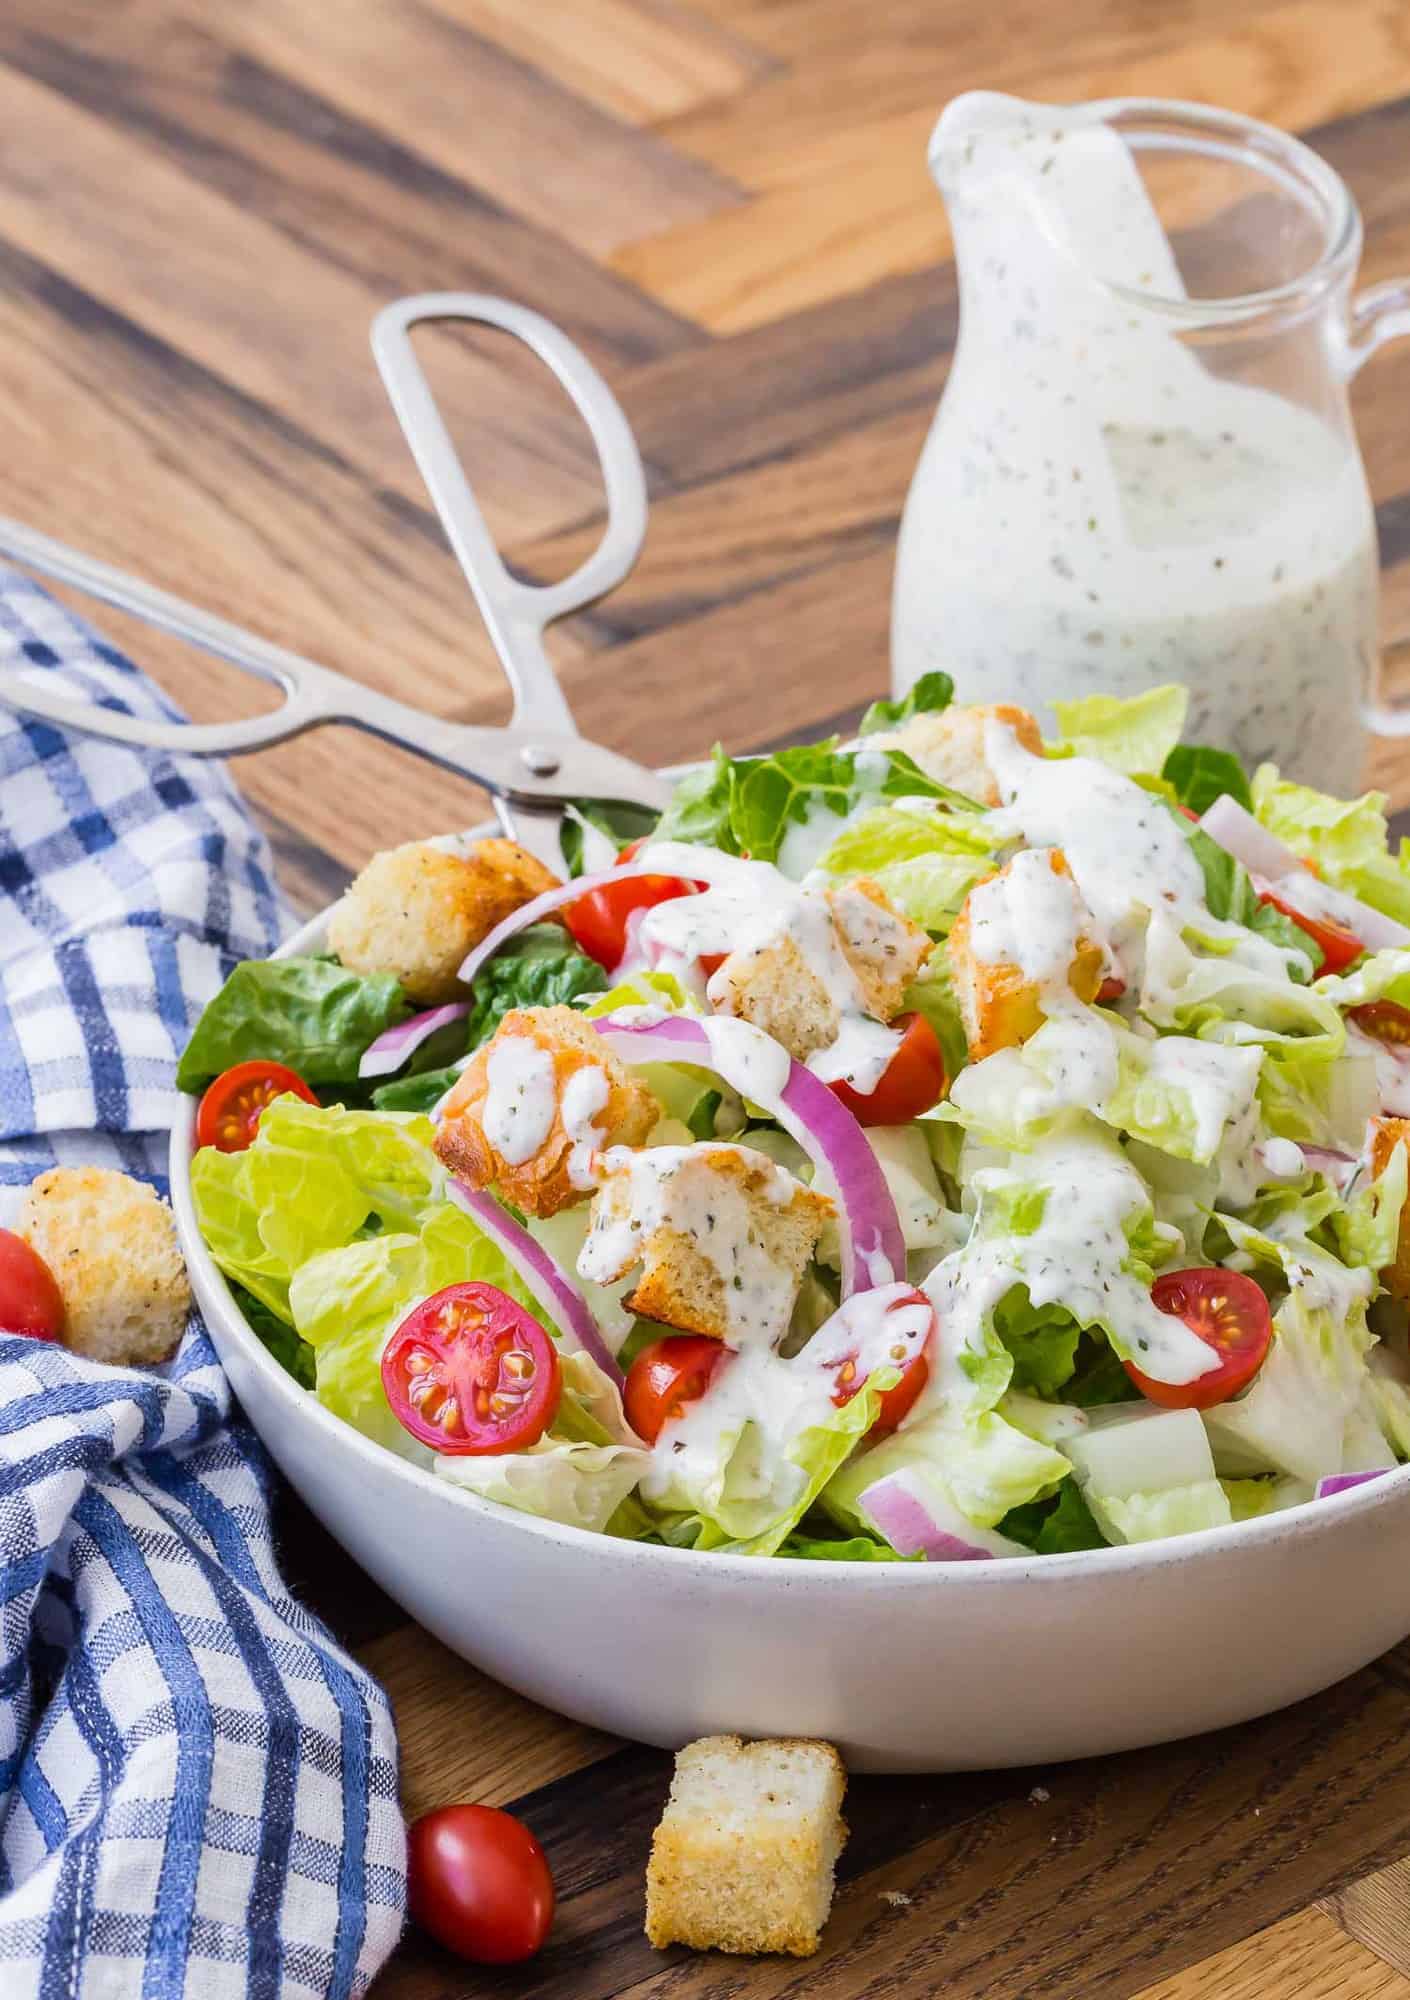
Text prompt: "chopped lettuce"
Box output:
[[177, 956, 410, 1092], [993, 1288, 1081, 1397], [437, 1440, 648, 1533], [813, 805, 998, 932], [463, 923, 607, 1051], [654, 738, 981, 864], [859, 669, 955, 735], [1051, 684, 1188, 776], [822, 1408, 1071, 1539], [1162, 744, 1253, 816], [1253, 766, 1410, 926], [999, 1480, 1107, 1553]]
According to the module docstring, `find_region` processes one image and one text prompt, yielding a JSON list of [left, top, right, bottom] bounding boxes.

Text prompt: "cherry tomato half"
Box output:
[[826, 1286, 934, 1435], [382, 1283, 562, 1455], [1349, 999, 1410, 1046], [408, 1804, 555, 1965], [196, 1060, 319, 1153], [1256, 884, 1361, 978], [562, 839, 700, 970], [624, 1333, 726, 1444], [829, 1012, 947, 1127], [0, 1228, 64, 1341], [1124, 1268, 1273, 1410]]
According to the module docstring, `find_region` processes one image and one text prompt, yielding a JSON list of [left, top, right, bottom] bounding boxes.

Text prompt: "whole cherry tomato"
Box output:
[[1124, 1268, 1273, 1410], [407, 1803, 555, 1964], [829, 1013, 947, 1126], [0, 1229, 64, 1341], [1256, 884, 1361, 977], [1348, 999, 1410, 1045], [196, 1060, 318, 1152], [624, 1333, 726, 1444], [562, 839, 700, 970], [382, 1283, 561, 1455], [824, 1286, 934, 1434]]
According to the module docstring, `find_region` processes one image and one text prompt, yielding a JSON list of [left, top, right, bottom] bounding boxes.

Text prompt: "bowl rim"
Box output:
[[168, 817, 1410, 1588]]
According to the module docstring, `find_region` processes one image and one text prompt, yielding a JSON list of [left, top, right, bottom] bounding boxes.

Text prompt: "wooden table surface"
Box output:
[[11, 2, 1410, 1996]]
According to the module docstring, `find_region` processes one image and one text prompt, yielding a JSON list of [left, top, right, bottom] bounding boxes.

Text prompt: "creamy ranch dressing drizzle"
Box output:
[[635, 842, 903, 1095], [560, 1064, 611, 1192], [919, 1121, 1218, 1406], [640, 1282, 932, 1519], [482, 1038, 557, 1165]]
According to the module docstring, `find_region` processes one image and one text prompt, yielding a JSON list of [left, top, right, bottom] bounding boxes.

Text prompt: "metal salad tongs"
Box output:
[[0, 294, 672, 873]]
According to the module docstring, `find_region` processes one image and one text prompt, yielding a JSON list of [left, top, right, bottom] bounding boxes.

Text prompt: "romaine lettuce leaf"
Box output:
[[1051, 684, 1188, 776], [822, 1407, 1071, 1536], [999, 1480, 1107, 1553], [177, 956, 410, 1092], [436, 1438, 648, 1533], [648, 1369, 888, 1557], [653, 738, 981, 863], [1162, 744, 1254, 816], [1253, 766, 1410, 926], [993, 1287, 1082, 1397], [859, 670, 955, 736], [463, 923, 607, 1051], [813, 805, 998, 932]]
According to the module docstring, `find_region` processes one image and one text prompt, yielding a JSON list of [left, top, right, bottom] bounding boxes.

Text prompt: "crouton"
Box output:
[[579, 1143, 832, 1346], [16, 1168, 190, 1365], [948, 847, 1104, 1060], [645, 1736, 847, 1957], [1370, 1116, 1410, 1300], [435, 1005, 657, 1217], [873, 702, 1042, 807], [328, 837, 559, 1006], [710, 879, 931, 1066]]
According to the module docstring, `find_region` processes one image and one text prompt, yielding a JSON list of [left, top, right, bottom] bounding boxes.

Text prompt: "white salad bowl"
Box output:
[[170, 866, 1410, 1774]]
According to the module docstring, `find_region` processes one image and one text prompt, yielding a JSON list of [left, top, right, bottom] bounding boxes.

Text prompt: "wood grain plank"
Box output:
[[1324, 1858, 1410, 1979], [223, 0, 744, 260], [0, 11, 702, 370], [435, 0, 776, 125], [361, 1630, 618, 1819], [377, 1663, 1410, 2000], [620, 2, 1410, 331], [0, 56, 638, 549], [1132, 1907, 1410, 2000]]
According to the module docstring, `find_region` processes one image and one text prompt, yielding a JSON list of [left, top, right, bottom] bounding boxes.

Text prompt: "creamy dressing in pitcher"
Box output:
[[892, 94, 1378, 792]]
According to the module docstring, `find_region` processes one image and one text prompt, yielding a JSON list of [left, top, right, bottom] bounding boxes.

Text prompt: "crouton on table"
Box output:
[[1370, 1115, 1410, 1300], [710, 878, 931, 1066], [579, 1142, 832, 1346], [948, 847, 1105, 1060], [436, 1005, 657, 1217], [328, 837, 559, 1006], [646, 1736, 847, 1957], [872, 701, 1042, 807], [16, 1168, 190, 1365]]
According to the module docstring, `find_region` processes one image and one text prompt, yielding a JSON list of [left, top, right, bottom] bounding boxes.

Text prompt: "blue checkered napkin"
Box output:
[[0, 573, 406, 1996]]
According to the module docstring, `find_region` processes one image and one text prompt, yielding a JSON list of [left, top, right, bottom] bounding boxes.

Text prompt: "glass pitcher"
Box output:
[[890, 94, 1410, 794]]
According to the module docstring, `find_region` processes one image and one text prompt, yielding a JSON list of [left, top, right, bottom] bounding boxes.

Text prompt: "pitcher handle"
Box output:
[[1340, 280, 1410, 737]]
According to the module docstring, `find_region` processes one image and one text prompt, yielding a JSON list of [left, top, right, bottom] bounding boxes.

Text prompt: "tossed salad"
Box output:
[[184, 678, 1410, 1560]]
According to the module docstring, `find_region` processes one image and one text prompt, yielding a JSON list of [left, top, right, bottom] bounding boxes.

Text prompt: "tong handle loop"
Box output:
[[371, 294, 648, 736]]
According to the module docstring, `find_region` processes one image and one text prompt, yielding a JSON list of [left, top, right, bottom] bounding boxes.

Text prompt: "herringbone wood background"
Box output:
[[9, 3, 1410, 1995]]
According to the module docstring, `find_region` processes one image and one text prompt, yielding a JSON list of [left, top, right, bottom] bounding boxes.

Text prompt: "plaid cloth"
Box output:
[[0, 574, 406, 1996]]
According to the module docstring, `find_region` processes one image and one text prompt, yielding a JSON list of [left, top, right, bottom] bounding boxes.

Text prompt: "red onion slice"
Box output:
[[446, 1178, 623, 1386], [590, 1013, 906, 1295], [860, 1469, 1027, 1561], [1314, 1469, 1391, 1500], [456, 864, 657, 987], [1199, 796, 1410, 950], [358, 1001, 470, 1080]]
